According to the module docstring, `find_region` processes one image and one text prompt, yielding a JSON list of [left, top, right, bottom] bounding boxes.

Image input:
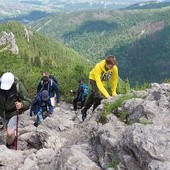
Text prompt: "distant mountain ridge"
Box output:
[[1, 0, 169, 24], [29, 6, 170, 86], [125, 1, 170, 10]]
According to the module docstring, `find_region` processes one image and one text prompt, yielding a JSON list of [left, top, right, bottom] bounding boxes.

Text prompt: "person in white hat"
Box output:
[[0, 72, 31, 149]]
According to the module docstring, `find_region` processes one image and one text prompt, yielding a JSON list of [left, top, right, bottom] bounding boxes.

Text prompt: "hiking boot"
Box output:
[[6, 143, 14, 149], [33, 122, 39, 127], [81, 108, 87, 121], [6, 137, 17, 150]]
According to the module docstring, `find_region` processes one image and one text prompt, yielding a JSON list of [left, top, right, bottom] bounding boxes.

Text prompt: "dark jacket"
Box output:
[[0, 78, 31, 119], [76, 84, 88, 102], [37, 79, 60, 103], [30, 91, 53, 117]]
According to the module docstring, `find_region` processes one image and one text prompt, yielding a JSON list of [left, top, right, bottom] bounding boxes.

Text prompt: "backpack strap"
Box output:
[[50, 79, 53, 87], [16, 83, 19, 93]]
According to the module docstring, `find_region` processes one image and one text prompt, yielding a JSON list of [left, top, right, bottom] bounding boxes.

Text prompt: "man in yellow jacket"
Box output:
[[81, 55, 118, 121]]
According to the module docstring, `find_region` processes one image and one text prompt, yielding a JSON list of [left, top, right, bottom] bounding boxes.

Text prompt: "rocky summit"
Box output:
[[0, 83, 170, 170]]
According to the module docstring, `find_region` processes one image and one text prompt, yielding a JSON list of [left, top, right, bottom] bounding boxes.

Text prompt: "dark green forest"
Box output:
[[29, 6, 170, 86], [0, 21, 92, 99], [125, 2, 170, 10]]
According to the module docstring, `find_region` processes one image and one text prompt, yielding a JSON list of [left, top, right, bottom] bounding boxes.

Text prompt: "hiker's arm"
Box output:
[[94, 66, 110, 98], [53, 82, 60, 103], [111, 66, 118, 96]]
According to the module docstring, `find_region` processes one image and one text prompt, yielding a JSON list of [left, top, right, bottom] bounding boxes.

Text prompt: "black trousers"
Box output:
[[73, 96, 86, 111], [83, 80, 103, 113]]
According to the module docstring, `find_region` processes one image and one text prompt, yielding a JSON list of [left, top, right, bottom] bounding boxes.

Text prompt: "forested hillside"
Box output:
[[125, 1, 170, 10], [29, 7, 170, 86], [0, 21, 92, 98]]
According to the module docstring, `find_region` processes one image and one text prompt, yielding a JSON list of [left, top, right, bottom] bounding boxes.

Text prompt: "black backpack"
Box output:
[[49, 75, 58, 85]]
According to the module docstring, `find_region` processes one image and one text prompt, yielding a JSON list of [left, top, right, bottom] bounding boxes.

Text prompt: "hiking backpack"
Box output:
[[80, 84, 89, 96], [49, 75, 58, 85]]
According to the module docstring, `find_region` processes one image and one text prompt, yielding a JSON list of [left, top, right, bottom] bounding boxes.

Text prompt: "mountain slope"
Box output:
[[0, 21, 92, 98], [29, 7, 170, 86], [125, 1, 170, 10]]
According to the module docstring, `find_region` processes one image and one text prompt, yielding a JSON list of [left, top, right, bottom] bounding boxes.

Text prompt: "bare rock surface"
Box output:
[[0, 83, 170, 170]]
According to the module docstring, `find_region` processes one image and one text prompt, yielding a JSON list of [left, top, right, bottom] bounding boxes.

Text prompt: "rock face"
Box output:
[[0, 83, 170, 170], [0, 31, 19, 54], [24, 26, 33, 42]]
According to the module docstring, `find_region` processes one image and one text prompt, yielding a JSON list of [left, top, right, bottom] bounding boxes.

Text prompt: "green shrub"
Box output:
[[163, 78, 170, 83], [139, 118, 153, 125], [100, 94, 134, 124], [108, 157, 119, 168], [118, 111, 129, 122]]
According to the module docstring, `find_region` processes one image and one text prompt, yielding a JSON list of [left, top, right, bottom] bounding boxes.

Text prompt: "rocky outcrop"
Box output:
[[0, 83, 169, 170], [0, 31, 19, 54], [24, 26, 33, 42], [92, 83, 170, 169]]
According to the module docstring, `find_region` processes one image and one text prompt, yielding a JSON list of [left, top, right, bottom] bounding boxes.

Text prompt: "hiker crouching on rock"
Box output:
[[30, 90, 53, 127], [72, 80, 89, 112], [37, 75, 60, 107], [0, 72, 31, 149], [81, 55, 118, 121]]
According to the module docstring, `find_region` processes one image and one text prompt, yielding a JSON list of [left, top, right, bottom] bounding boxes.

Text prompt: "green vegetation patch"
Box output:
[[100, 94, 134, 124], [108, 156, 119, 168], [139, 118, 153, 125]]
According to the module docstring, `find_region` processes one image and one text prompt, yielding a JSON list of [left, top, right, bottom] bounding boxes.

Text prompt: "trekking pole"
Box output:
[[14, 110, 19, 150]]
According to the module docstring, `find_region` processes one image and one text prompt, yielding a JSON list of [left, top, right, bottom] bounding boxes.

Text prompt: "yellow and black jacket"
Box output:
[[89, 59, 118, 98]]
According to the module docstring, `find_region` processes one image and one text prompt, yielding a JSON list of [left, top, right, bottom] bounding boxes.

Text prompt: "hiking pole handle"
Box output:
[[15, 109, 19, 150]]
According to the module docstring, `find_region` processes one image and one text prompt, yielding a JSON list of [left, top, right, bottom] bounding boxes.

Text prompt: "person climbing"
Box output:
[[72, 80, 89, 111], [41, 71, 58, 85], [37, 75, 60, 107], [0, 72, 31, 149], [81, 55, 118, 121], [30, 90, 53, 127]]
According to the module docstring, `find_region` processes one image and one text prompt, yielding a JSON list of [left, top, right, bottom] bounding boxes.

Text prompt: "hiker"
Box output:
[[41, 71, 58, 85], [30, 90, 53, 127], [37, 75, 60, 107], [72, 80, 89, 111], [81, 55, 118, 121], [0, 72, 31, 149]]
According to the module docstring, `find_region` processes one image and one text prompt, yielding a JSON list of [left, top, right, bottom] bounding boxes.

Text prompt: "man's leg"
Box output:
[[6, 128, 15, 145], [92, 97, 102, 112], [80, 95, 87, 109], [37, 108, 44, 124], [81, 93, 94, 120], [6, 115, 21, 147], [73, 98, 78, 111]]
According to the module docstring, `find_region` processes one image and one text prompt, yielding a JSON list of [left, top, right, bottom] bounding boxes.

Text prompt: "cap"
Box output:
[[0, 72, 14, 90], [42, 76, 49, 82], [78, 80, 83, 84], [41, 90, 49, 101]]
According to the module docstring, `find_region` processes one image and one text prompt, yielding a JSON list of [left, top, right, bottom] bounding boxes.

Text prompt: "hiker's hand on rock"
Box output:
[[106, 96, 112, 99], [112, 94, 117, 97], [15, 101, 23, 110]]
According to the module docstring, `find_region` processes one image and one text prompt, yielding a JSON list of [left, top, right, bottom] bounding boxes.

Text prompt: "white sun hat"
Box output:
[[0, 72, 15, 90]]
